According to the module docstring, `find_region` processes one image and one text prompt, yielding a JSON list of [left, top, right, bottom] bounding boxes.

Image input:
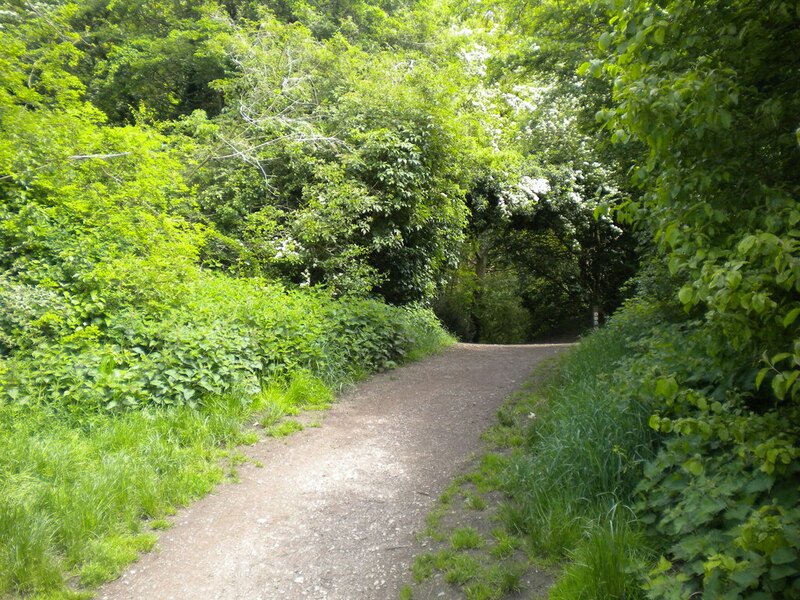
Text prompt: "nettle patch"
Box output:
[[0, 278, 446, 412]]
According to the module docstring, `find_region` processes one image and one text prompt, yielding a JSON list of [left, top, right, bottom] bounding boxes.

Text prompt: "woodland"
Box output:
[[0, 0, 798, 599]]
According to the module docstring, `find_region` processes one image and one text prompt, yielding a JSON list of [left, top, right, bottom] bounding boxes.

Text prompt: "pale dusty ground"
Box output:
[[96, 343, 570, 600]]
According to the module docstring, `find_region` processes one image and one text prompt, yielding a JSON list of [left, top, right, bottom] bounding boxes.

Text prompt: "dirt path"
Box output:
[[97, 343, 570, 600]]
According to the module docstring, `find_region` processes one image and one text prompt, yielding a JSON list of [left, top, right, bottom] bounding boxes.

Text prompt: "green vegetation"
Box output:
[[410, 542, 527, 599], [2, 0, 798, 598], [450, 527, 485, 551], [0, 5, 456, 595], [0, 291, 449, 598], [265, 419, 304, 437], [403, 375, 565, 600], [573, 1, 798, 597], [0, 389, 248, 597], [430, 0, 800, 597], [488, 325, 658, 597], [410, 269, 797, 600]]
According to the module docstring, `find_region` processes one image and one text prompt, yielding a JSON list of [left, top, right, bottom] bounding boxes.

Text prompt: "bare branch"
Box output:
[[213, 134, 342, 160], [0, 152, 132, 181], [68, 152, 132, 160]]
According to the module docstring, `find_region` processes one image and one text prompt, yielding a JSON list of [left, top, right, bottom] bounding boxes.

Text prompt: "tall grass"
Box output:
[[548, 506, 652, 600], [0, 295, 453, 598], [0, 389, 257, 598], [499, 315, 658, 596]]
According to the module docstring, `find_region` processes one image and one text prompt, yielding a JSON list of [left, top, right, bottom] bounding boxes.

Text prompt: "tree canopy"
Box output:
[[1, 0, 798, 597]]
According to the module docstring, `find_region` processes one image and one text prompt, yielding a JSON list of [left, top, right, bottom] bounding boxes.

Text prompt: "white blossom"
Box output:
[[273, 238, 300, 260], [519, 176, 551, 198], [458, 43, 491, 77]]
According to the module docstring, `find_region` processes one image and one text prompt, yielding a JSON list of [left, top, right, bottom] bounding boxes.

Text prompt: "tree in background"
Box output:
[[0, 4, 203, 318], [432, 4, 638, 341], [185, 9, 471, 302]]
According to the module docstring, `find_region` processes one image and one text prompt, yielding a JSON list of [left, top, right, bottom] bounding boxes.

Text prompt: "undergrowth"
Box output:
[[414, 292, 800, 600], [496, 311, 660, 599], [0, 279, 453, 599], [446, 293, 800, 600]]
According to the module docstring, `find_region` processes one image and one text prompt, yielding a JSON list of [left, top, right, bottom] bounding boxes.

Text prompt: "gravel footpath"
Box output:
[[97, 342, 570, 600]]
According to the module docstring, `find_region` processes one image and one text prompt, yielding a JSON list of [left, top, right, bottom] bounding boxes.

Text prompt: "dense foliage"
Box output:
[[429, 11, 637, 341], [492, 0, 800, 598], [596, 1, 800, 597], [0, 3, 454, 596], [2, 0, 796, 598]]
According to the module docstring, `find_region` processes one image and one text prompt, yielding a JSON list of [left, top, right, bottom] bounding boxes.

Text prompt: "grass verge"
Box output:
[[401, 322, 658, 599], [0, 327, 454, 599], [0, 389, 254, 599], [401, 364, 563, 600]]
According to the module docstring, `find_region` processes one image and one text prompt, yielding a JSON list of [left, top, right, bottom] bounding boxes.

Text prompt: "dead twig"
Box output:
[[0, 152, 132, 182]]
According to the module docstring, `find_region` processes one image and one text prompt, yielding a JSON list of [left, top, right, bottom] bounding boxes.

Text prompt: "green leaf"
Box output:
[[729, 566, 759, 588], [752, 293, 767, 313], [785, 369, 799, 392], [649, 414, 662, 430], [655, 377, 679, 398], [783, 307, 800, 327], [737, 235, 757, 254], [678, 285, 695, 305], [664, 224, 681, 247], [771, 373, 787, 399], [683, 459, 704, 476], [771, 546, 797, 565], [651, 555, 673, 575], [755, 367, 769, 389], [770, 563, 798, 579]]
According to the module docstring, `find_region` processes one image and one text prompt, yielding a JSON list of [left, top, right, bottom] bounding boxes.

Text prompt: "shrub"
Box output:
[[0, 270, 452, 597], [0, 273, 449, 412]]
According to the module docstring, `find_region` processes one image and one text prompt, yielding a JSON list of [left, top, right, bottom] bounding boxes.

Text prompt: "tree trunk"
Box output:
[[472, 249, 488, 342]]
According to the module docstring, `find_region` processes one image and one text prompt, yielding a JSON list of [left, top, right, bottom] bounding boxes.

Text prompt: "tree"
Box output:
[[0, 5, 206, 327], [430, 9, 637, 340], [187, 10, 470, 303], [47, 0, 237, 123], [598, 0, 800, 406]]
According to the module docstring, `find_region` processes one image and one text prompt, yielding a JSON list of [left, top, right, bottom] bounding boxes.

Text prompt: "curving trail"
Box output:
[[98, 343, 570, 600]]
